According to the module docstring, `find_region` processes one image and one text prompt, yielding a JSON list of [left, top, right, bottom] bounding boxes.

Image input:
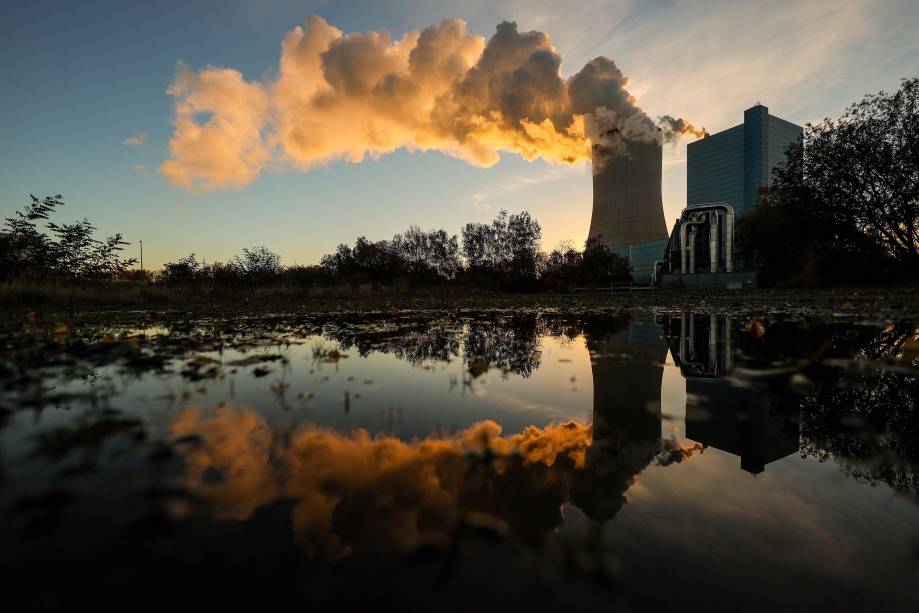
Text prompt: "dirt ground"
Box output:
[[1, 284, 917, 323]]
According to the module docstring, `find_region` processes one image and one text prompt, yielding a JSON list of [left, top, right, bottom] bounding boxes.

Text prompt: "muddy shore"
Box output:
[[2, 286, 917, 323]]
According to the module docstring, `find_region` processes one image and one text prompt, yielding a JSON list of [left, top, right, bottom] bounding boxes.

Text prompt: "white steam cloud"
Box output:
[[161, 16, 704, 191]]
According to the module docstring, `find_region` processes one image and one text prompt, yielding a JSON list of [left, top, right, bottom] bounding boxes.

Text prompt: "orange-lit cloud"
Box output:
[[160, 64, 270, 191], [161, 16, 704, 191]]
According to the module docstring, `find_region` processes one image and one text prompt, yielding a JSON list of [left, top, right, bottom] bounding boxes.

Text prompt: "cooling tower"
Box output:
[[588, 139, 668, 250]]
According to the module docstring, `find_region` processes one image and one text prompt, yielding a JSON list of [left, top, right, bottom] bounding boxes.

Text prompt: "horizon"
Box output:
[[2, 0, 917, 269]]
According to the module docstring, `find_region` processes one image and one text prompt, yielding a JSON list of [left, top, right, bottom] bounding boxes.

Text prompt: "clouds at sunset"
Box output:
[[122, 132, 146, 145], [160, 64, 270, 191], [161, 15, 704, 191]]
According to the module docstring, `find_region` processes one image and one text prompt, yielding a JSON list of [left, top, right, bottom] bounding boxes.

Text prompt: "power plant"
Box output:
[[588, 138, 668, 249], [588, 135, 670, 281], [655, 105, 802, 289], [583, 104, 801, 288]]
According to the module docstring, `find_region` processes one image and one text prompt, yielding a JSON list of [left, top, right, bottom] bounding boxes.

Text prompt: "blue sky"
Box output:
[[2, 0, 916, 268]]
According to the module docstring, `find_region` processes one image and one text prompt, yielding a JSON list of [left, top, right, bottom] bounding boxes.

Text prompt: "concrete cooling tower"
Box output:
[[588, 139, 668, 250]]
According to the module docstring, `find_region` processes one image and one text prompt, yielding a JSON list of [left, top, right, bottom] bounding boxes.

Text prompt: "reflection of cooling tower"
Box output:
[[578, 312, 665, 522], [588, 140, 668, 250]]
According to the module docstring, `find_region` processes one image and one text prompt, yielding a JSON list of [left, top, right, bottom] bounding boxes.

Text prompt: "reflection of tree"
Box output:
[[323, 314, 546, 377], [328, 322, 461, 365], [856, 325, 918, 365], [463, 315, 541, 378], [790, 325, 919, 496], [320, 313, 638, 379], [799, 369, 919, 496]]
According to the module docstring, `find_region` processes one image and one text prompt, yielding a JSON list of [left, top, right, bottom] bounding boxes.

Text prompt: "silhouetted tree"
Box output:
[[539, 241, 583, 289], [580, 238, 630, 286], [231, 245, 282, 277], [161, 254, 202, 283], [0, 194, 135, 281], [422, 228, 461, 279], [461, 211, 507, 279], [461, 210, 542, 287], [506, 211, 542, 282], [738, 78, 918, 285], [391, 226, 461, 281]]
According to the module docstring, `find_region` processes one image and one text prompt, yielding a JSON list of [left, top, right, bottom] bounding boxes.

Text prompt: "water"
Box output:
[[1, 309, 917, 611]]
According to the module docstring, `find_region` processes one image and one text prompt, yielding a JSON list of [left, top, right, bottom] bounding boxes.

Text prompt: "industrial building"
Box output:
[[656, 104, 802, 288], [687, 104, 803, 218], [588, 136, 669, 282]]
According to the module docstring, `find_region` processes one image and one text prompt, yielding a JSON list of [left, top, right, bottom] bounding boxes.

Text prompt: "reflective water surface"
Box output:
[[1, 310, 917, 611]]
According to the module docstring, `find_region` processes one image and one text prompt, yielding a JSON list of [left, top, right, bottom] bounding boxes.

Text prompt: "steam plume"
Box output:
[[161, 16, 704, 191], [657, 115, 709, 141]]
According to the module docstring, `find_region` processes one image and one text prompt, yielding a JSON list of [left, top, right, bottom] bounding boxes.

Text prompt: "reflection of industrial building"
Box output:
[[661, 313, 799, 474], [589, 138, 669, 282], [656, 105, 802, 289]]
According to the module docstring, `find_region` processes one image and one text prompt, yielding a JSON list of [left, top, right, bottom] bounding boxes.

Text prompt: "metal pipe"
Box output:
[[724, 207, 734, 273], [652, 260, 664, 286], [680, 218, 705, 273], [679, 222, 688, 273], [680, 314, 687, 363], [709, 313, 718, 373], [682, 203, 735, 273], [709, 212, 719, 273], [724, 315, 733, 372], [688, 314, 696, 361], [689, 228, 697, 273]]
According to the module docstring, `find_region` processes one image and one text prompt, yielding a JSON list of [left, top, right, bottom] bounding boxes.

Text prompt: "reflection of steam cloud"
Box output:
[[170, 392, 695, 561], [172, 406, 593, 561], [161, 16, 704, 191]]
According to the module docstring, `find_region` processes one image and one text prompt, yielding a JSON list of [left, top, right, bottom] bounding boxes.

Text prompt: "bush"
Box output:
[[1, 195, 136, 281]]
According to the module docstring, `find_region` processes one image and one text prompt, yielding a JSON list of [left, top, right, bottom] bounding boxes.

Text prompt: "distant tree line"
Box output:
[[0, 194, 638, 291], [156, 210, 630, 291], [737, 77, 918, 286]]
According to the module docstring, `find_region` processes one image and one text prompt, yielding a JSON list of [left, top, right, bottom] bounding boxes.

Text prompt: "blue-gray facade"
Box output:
[[687, 105, 802, 219], [613, 238, 668, 282]]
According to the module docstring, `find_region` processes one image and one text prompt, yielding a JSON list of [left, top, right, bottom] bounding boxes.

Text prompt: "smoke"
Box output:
[[657, 115, 709, 141], [161, 16, 704, 191]]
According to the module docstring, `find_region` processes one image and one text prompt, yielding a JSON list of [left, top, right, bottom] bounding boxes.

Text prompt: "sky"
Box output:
[[1, 0, 916, 269]]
